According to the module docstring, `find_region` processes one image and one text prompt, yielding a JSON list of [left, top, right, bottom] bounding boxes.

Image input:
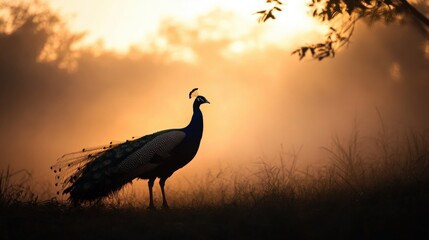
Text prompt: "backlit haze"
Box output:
[[47, 0, 325, 52], [1, 0, 428, 198]]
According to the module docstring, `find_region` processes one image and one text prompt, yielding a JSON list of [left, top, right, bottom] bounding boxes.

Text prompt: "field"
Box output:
[[1, 128, 429, 239]]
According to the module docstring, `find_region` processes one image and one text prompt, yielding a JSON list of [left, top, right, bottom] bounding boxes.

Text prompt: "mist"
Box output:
[[0, 5, 428, 194]]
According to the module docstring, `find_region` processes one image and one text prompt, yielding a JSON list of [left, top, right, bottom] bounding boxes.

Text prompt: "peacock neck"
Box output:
[[185, 105, 203, 138]]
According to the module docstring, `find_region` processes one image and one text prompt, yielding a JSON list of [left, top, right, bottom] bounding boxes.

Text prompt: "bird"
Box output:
[[51, 88, 210, 208]]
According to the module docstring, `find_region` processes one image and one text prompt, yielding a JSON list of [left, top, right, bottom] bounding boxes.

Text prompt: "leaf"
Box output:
[[274, 7, 282, 11], [291, 49, 300, 55], [301, 47, 309, 59], [267, 12, 276, 20]]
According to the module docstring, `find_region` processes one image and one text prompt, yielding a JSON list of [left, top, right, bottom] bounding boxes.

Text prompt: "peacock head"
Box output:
[[189, 88, 210, 107]]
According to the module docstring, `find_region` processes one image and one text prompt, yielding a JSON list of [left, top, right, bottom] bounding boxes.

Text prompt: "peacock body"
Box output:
[[51, 88, 210, 208]]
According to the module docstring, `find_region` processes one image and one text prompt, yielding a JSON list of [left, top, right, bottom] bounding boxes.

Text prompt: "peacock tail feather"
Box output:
[[50, 131, 170, 202]]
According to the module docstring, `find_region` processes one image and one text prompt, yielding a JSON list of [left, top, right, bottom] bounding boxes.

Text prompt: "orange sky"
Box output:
[[46, 0, 327, 53]]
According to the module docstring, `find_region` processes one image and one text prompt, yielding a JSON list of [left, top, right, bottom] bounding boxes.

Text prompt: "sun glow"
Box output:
[[47, 0, 326, 55]]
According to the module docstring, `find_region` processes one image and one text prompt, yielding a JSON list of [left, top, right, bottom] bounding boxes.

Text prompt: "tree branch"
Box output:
[[399, 0, 429, 27]]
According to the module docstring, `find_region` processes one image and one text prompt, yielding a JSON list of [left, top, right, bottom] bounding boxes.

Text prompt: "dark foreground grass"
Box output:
[[1, 127, 429, 239], [1, 190, 428, 240]]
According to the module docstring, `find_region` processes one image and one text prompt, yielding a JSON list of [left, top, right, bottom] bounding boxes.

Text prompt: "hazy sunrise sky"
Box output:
[[46, 0, 327, 52]]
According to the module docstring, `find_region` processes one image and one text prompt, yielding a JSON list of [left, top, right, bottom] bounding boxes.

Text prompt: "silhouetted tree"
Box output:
[[0, 0, 86, 123], [0, 1, 84, 70], [256, 0, 429, 60]]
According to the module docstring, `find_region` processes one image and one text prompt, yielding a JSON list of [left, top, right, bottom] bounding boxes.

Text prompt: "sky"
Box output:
[[46, 0, 327, 52], [0, 0, 428, 198]]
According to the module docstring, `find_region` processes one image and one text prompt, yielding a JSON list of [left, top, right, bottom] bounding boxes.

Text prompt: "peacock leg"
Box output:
[[148, 178, 155, 209], [159, 178, 169, 209]]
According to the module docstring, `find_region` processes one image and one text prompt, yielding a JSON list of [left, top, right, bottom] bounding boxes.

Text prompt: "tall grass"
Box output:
[[159, 126, 429, 209], [0, 166, 37, 206], [1, 125, 428, 210], [1, 125, 428, 239]]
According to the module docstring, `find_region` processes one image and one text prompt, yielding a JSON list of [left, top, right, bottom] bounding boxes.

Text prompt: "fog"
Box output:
[[0, 6, 428, 193]]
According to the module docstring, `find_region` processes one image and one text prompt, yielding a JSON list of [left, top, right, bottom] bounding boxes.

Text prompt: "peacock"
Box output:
[[50, 88, 210, 208]]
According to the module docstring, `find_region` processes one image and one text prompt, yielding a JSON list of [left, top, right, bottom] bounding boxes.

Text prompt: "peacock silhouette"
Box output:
[[51, 88, 210, 208]]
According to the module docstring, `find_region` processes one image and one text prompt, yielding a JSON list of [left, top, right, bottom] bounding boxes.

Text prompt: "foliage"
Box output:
[[255, 0, 429, 60], [255, 0, 284, 23], [0, 0, 84, 70], [0, 166, 36, 206]]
